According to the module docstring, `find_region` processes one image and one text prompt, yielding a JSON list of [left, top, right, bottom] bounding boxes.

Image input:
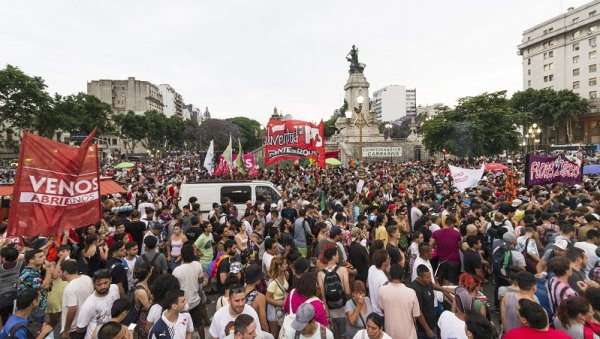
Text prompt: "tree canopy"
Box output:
[[227, 116, 262, 151]]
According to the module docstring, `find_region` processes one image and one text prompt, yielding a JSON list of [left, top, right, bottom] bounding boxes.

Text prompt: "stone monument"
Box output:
[[326, 46, 429, 163]]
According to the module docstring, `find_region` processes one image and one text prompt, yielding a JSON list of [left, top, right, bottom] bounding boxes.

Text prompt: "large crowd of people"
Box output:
[[0, 154, 600, 339]]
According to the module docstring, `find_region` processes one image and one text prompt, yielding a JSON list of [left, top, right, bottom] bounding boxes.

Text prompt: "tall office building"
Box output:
[[159, 84, 184, 118], [517, 0, 600, 144], [371, 85, 416, 122], [87, 77, 164, 114]]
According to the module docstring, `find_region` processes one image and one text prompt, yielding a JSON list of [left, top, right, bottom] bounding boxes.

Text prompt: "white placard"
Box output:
[[362, 147, 402, 158], [356, 179, 365, 193]]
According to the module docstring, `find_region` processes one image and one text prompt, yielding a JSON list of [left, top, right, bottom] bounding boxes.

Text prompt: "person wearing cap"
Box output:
[[243, 264, 268, 333], [348, 227, 370, 283], [288, 303, 334, 339], [538, 238, 569, 273], [209, 283, 262, 339]]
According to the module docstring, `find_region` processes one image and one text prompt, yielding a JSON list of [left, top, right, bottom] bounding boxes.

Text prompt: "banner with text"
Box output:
[[8, 130, 101, 236], [265, 119, 325, 168], [362, 147, 402, 158], [525, 154, 582, 186], [448, 165, 485, 192]]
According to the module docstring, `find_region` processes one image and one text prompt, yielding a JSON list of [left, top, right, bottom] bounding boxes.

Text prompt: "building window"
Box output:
[[543, 29, 548, 35], [591, 37, 597, 47], [590, 25, 598, 34], [527, 80, 531, 87], [574, 56, 580, 63], [591, 64, 597, 72], [549, 27, 554, 32], [574, 81, 580, 89], [573, 17, 580, 24], [543, 52, 548, 59], [549, 51, 554, 58], [591, 10, 597, 17], [574, 68, 580, 76], [590, 77, 597, 86], [543, 41, 548, 49], [572, 31, 581, 40], [590, 91, 598, 99], [544, 63, 554, 71], [528, 69, 531, 75], [573, 42, 580, 51], [528, 58, 531, 65], [544, 75, 554, 82], [591, 51, 598, 59]]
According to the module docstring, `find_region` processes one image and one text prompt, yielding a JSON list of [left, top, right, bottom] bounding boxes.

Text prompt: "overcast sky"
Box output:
[[0, 0, 592, 124]]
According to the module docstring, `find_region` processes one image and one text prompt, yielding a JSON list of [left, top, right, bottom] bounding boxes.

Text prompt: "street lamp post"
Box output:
[[345, 95, 373, 163], [526, 123, 542, 153]]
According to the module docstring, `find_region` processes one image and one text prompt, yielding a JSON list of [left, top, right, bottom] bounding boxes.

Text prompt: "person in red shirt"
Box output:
[[503, 299, 570, 339]]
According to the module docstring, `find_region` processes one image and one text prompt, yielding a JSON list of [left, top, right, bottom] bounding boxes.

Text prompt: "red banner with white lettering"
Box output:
[[265, 119, 325, 168], [8, 130, 101, 236]]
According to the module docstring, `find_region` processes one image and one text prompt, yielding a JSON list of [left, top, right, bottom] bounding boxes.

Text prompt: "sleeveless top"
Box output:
[[170, 239, 183, 257], [505, 293, 525, 332], [246, 289, 259, 306]]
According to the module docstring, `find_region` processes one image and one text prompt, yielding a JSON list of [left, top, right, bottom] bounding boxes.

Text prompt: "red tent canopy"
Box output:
[[0, 179, 125, 196]]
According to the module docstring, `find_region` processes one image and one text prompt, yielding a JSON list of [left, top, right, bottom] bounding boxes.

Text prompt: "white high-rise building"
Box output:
[[371, 85, 416, 122], [158, 84, 183, 118], [517, 0, 600, 144]]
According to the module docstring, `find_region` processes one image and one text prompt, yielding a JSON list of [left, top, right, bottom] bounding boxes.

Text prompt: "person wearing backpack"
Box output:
[[134, 235, 167, 286], [0, 288, 53, 339], [0, 246, 23, 326], [317, 246, 349, 339], [492, 232, 525, 310]]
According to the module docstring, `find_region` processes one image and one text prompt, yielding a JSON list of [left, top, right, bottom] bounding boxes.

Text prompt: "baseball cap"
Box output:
[[511, 199, 523, 208], [503, 232, 517, 244], [230, 262, 242, 274], [554, 239, 569, 251], [330, 226, 342, 238], [291, 303, 316, 331]]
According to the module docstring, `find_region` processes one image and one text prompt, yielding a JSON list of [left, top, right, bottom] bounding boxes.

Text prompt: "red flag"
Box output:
[[8, 130, 101, 236], [264, 119, 326, 168]]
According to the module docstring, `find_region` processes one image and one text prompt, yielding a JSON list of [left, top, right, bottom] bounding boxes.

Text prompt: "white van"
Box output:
[[178, 180, 281, 219]]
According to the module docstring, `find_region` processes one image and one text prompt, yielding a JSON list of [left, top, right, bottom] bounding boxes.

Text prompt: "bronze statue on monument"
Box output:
[[346, 45, 366, 74]]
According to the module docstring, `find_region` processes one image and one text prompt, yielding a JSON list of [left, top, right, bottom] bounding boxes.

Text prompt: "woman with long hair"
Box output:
[[234, 221, 249, 253], [166, 224, 187, 271], [554, 296, 600, 338], [78, 234, 107, 276], [283, 271, 328, 327], [265, 255, 289, 337], [133, 262, 153, 339], [352, 313, 392, 339]]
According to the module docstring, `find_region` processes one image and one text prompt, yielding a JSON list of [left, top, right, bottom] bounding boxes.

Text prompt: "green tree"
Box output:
[[421, 91, 521, 157], [113, 111, 147, 154], [0, 64, 52, 149], [41, 93, 113, 137], [227, 117, 262, 151], [323, 115, 338, 138], [198, 119, 240, 152]]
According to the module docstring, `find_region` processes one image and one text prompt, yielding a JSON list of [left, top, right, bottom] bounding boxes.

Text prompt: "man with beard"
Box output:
[[209, 284, 262, 339], [76, 270, 120, 339]]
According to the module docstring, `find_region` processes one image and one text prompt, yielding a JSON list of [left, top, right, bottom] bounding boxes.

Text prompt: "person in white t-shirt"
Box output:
[[173, 244, 206, 336], [75, 270, 121, 339], [148, 289, 194, 339], [367, 251, 389, 316], [575, 229, 599, 275], [123, 242, 139, 290], [262, 238, 278, 276], [60, 260, 94, 338], [209, 285, 262, 339]]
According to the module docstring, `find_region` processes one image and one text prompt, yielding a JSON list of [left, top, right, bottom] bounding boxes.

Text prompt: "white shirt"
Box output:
[[438, 310, 467, 339], [173, 261, 203, 308], [209, 304, 262, 339], [76, 284, 120, 339], [367, 265, 388, 316], [353, 329, 392, 339], [429, 224, 441, 233], [61, 275, 94, 333], [123, 256, 138, 290], [148, 311, 194, 339], [575, 241, 598, 275], [411, 207, 423, 229], [288, 324, 334, 339], [263, 252, 275, 276]]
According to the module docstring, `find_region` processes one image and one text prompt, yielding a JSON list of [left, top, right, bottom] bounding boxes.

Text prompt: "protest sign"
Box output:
[[448, 165, 484, 192], [525, 154, 582, 186]]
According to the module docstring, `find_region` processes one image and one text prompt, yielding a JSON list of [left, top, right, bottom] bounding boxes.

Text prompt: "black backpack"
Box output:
[[492, 246, 513, 285], [485, 222, 501, 254], [122, 285, 145, 325], [0, 261, 23, 308], [6, 322, 33, 339], [322, 266, 345, 309]]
